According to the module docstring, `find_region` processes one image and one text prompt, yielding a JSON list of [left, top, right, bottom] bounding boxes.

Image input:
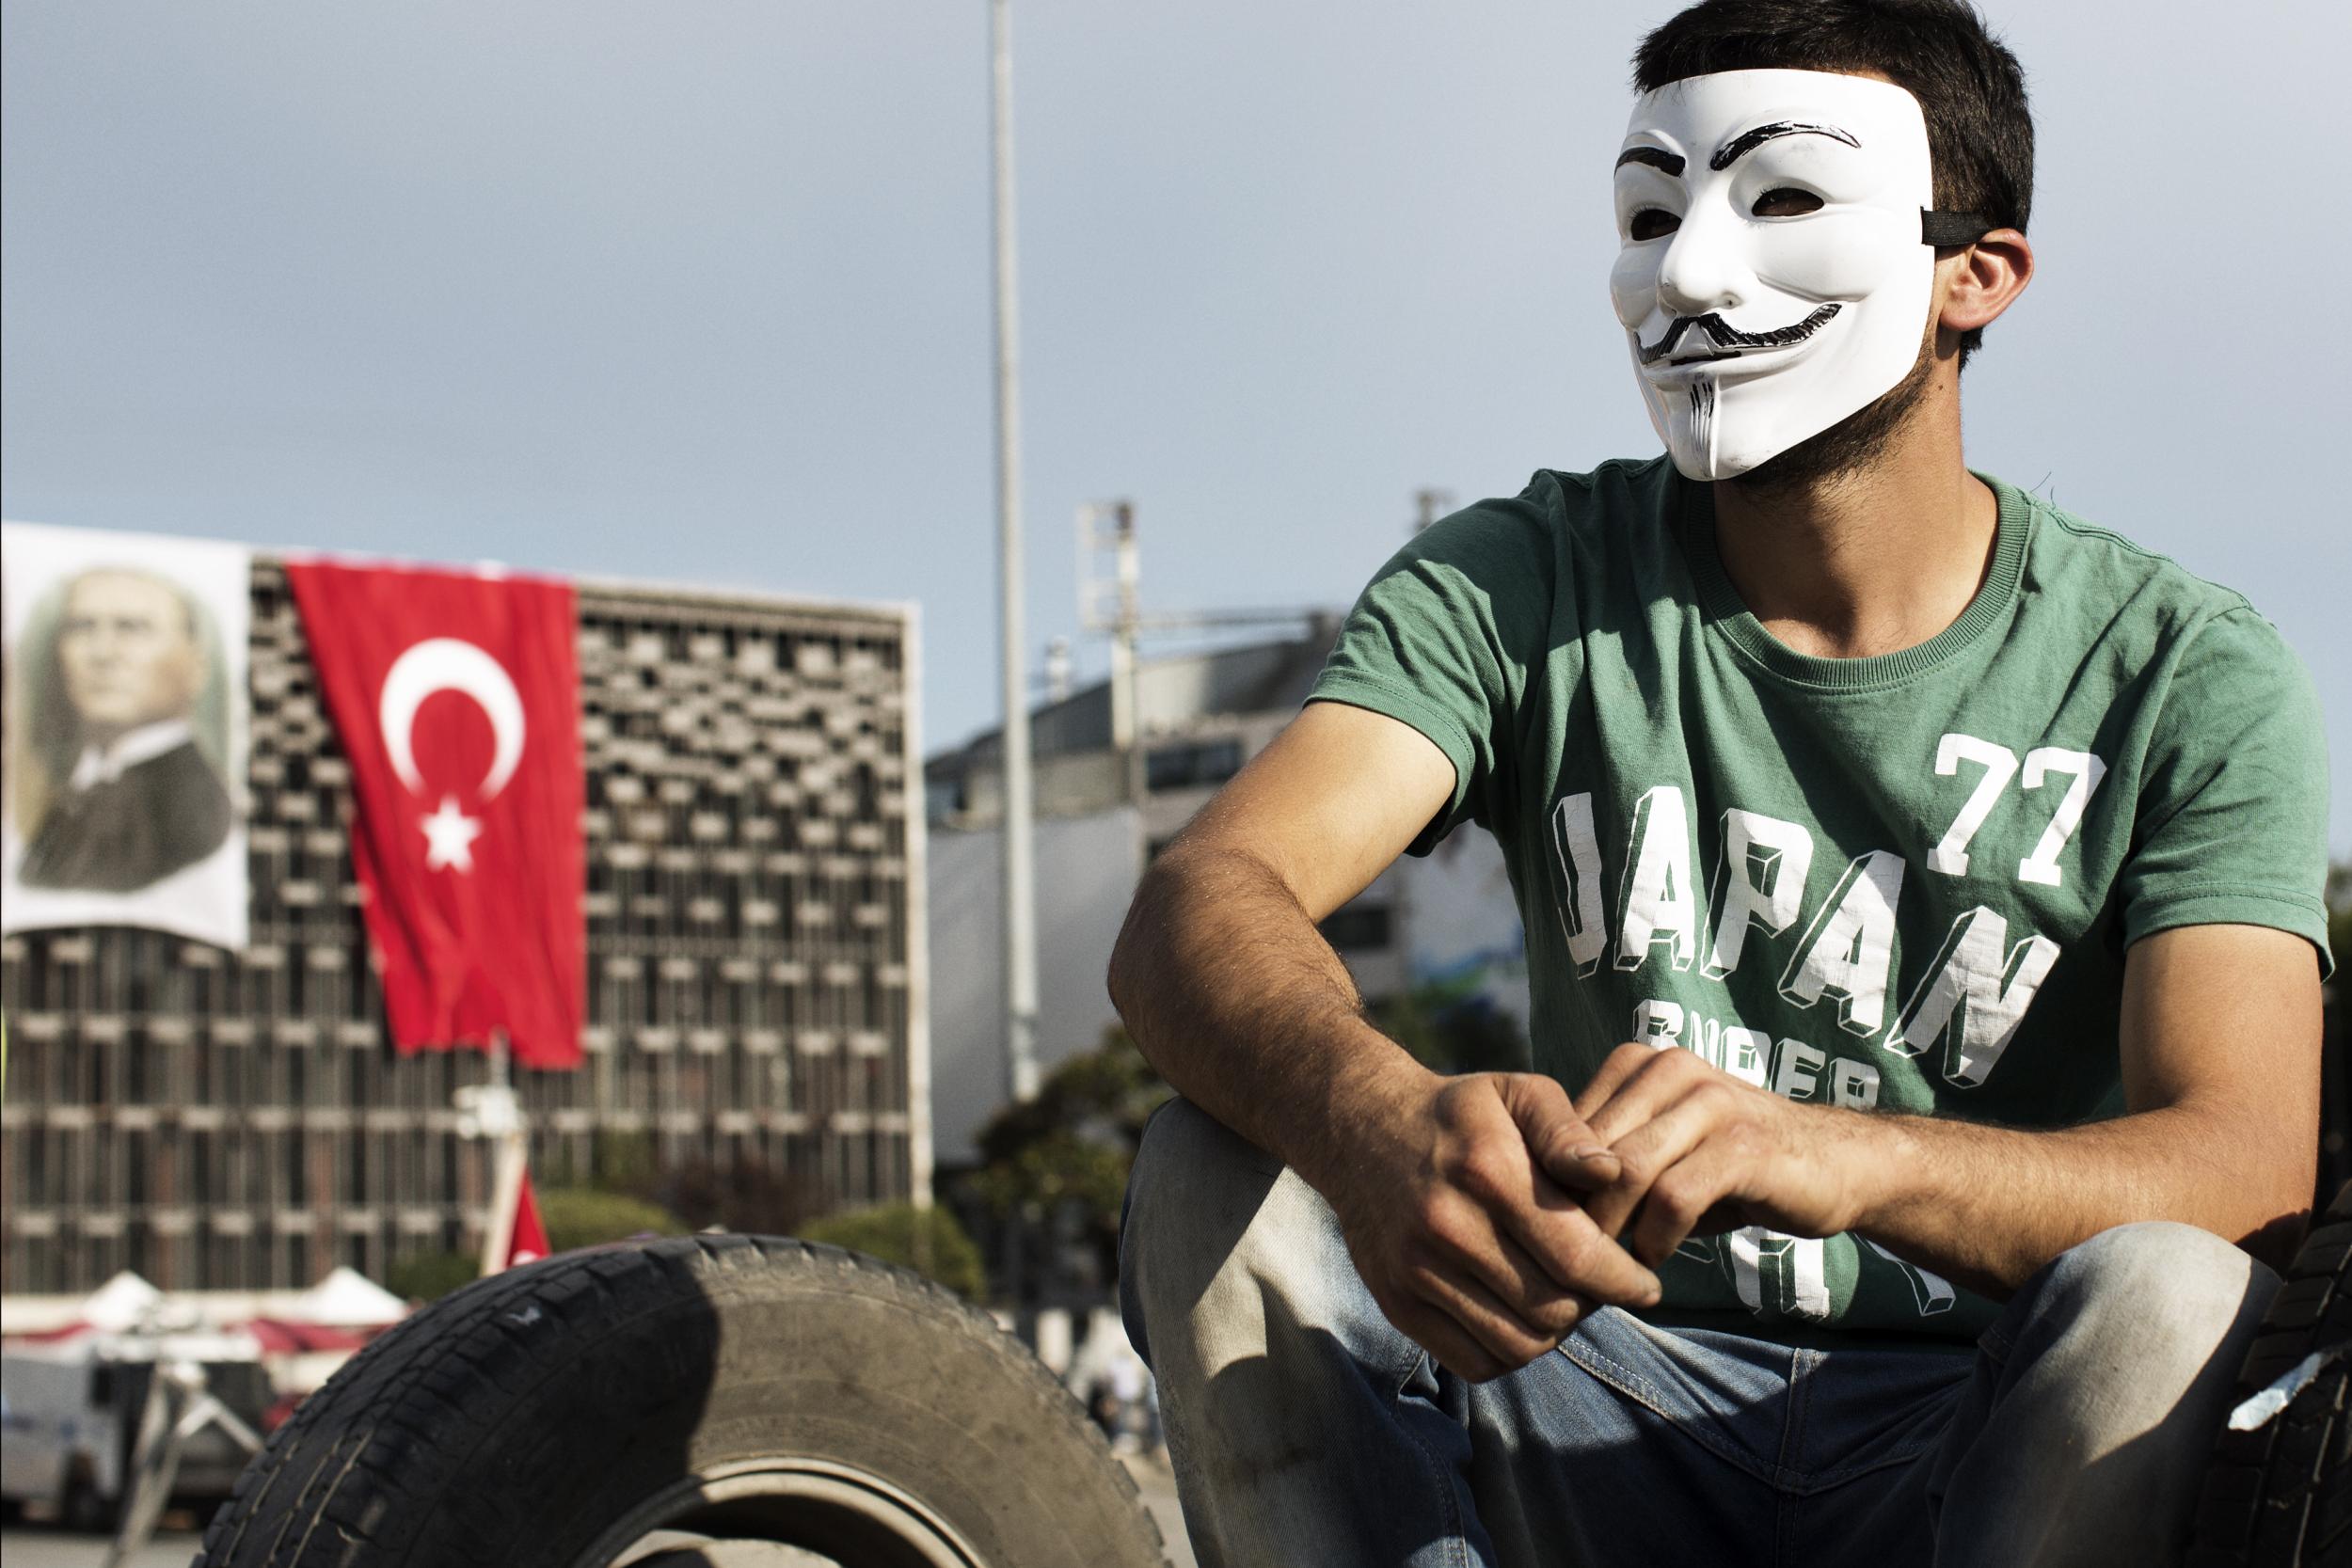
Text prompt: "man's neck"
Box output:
[[1709, 377, 1998, 661]]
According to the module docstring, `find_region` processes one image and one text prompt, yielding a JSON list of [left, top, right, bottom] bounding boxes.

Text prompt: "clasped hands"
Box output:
[[1327, 1040, 1867, 1383]]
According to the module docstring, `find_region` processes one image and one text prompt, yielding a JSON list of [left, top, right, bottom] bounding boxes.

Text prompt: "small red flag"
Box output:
[[285, 562, 583, 1069], [506, 1168, 550, 1269]]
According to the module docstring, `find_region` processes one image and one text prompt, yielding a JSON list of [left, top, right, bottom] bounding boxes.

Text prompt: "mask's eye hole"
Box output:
[[1629, 209, 1680, 242], [1751, 187, 1824, 218]]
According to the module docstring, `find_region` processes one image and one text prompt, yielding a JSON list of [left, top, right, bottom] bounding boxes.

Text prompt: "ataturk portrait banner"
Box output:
[[285, 561, 584, 1069], [1, 521, 252, 949]]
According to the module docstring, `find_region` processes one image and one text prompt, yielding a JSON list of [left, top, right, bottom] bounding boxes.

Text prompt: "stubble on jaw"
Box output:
[[1721, 323, 1940, 499]]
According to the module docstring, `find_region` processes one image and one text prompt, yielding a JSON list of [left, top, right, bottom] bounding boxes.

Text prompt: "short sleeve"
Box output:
[[1308, 486, 1558, 856], [2118, 606, 2333, 975]]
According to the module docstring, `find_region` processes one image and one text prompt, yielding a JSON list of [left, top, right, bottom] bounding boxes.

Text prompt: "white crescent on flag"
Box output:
[[377, 638, 528, 800], [284, 561, 585, 1066]]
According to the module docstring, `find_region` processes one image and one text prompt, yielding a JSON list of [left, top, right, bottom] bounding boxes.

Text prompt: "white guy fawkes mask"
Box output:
[[1610, 70, 1982, 482]]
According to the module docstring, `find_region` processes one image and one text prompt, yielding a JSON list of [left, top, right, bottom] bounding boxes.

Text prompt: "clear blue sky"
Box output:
[[6, 1, 2345, 851]]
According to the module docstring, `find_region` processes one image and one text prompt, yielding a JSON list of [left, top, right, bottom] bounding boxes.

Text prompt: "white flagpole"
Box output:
[[461, 1030, 528, 1276]]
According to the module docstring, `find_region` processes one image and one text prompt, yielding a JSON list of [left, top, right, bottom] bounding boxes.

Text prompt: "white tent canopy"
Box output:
[[78, 1271, 167, 1331], [6, 1269, 414, 1339], [291, 1267, 407, 1327]]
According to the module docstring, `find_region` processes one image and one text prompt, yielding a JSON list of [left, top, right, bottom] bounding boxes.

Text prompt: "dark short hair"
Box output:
[[1632, 0, 2033, 362]]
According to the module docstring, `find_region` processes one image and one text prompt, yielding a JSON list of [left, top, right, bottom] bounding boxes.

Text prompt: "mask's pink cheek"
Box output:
[[1610, 248, 1661, 329], [1746, 211, 1911, 302]]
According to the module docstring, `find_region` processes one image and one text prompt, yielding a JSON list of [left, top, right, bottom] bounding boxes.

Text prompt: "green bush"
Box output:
[[797, 1202, 986, 1301], [376, 1192, 684, 1304], [385, 1249, 481, 1304], [537, 1187, 687, 1253]]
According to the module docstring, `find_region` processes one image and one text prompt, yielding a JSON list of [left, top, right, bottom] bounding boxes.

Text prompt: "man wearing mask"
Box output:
[[1111, 2, 2331, 1564]]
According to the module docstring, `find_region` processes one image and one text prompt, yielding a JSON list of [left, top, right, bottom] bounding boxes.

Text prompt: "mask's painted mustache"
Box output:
[[1637, 304, 1842, 365]]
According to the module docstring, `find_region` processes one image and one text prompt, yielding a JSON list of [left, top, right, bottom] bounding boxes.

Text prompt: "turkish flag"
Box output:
[[286, 562, 584, 1069], [505, 1167, 551, 1269]]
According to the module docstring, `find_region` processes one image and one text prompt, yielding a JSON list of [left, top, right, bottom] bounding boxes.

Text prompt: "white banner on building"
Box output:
[[2, 521, 251, 949]]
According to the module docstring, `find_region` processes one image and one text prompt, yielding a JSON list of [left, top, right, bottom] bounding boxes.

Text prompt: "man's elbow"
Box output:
[[1106, 854, 1181, 1024], [1105, 841, 1241, 1021], [1105, 923, 1140, 1025], [2246, 1152, 2319, 1267], [2201, 1101, 2317, 1268]]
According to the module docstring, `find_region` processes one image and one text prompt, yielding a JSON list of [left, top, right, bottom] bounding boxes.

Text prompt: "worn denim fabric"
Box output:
[[1120, 1097, 2279, 1568]]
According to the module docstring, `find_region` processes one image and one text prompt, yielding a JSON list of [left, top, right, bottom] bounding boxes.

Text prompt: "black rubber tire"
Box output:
[[2191, 1182, 2352, 1566], [193, 1234, 1171, 1568]]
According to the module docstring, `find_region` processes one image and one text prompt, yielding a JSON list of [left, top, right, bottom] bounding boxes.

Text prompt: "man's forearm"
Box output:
[[1843, 1101, 2312, 1297], [1107, 843, 1433, 1191]]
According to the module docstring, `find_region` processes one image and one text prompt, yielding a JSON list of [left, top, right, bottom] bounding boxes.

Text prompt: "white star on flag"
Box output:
[[421, 794, 484, 872]]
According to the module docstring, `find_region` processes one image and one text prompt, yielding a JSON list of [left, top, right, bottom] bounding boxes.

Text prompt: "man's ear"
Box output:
[[1938, 229, 2033, 337]]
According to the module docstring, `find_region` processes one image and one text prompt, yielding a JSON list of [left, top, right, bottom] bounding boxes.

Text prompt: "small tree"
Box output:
[[648, 1155, 814, 1237], [798, 1203, 987, 1301], [964, 1028, 1172, 1293]]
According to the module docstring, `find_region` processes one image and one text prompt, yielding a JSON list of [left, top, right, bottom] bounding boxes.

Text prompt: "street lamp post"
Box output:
[[990, 0, 1040, 1106]]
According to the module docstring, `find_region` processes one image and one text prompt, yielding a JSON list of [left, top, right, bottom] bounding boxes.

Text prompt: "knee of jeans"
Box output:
[[1119, 1097, 1352, 1379], [2021, 1221, 2276, 1372]]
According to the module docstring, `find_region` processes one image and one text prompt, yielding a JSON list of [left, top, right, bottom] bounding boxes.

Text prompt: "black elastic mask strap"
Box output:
[[1920, 209, 1992, 247]]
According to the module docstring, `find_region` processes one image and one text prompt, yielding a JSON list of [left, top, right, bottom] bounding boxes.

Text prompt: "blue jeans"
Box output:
[[1119, 1098, 2279, 1568]]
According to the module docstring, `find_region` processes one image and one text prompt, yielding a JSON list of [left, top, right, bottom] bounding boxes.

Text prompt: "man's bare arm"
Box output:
[[1852, 921, 2318, 1287], [1108, 702, 1448, 1182], [1108, 702, 1660, 1380], [1572, 922, 2321, 1296]]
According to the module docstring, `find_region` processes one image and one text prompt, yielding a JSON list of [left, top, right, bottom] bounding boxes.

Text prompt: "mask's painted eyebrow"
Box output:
[[1614, 145, 1685, 176], [1708, 120, 1860, 171]]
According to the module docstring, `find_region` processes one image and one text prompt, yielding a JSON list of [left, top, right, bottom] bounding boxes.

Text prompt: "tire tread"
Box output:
[[2192, 1187, 2352, 1567], [196, 1236, 1168, 1568]]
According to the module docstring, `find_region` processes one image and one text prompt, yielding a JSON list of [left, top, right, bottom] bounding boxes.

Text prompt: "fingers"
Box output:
[[1408, 1179, 1620, 1335], [1392, 1254, 1566, 1382], [1574, 1044, 1756, 1247], [1571, 1039, 1672, 1126], [1473, 1223, 1596, 1329], [1349, 1069, 1693, 1387], [1376, 1289, 1508, 1384], [1452, 1080, 1661, 1307], [1576, 1041, 1697, 1146], [1579, 1086, 1728, 1243], [1501, 1172, 1664, 1307], [1498, 1072, 1622, 1192], [1625, 1145, 1745, 1268]]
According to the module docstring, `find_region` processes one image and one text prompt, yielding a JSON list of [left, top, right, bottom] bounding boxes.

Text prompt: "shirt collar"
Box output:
[[70, 719, 196, 791]]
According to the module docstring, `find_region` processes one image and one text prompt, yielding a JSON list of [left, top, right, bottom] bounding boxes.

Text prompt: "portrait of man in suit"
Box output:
[[13, 564, 234, 893]]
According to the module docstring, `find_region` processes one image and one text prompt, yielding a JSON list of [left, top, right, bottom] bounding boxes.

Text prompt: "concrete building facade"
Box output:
[[924, 622, 1529, 1164], [1, 556, 928, 1295]]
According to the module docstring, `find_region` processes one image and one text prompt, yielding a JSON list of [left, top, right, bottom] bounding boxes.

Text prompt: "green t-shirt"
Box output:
[[1311, 456, 2332, 1345]]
